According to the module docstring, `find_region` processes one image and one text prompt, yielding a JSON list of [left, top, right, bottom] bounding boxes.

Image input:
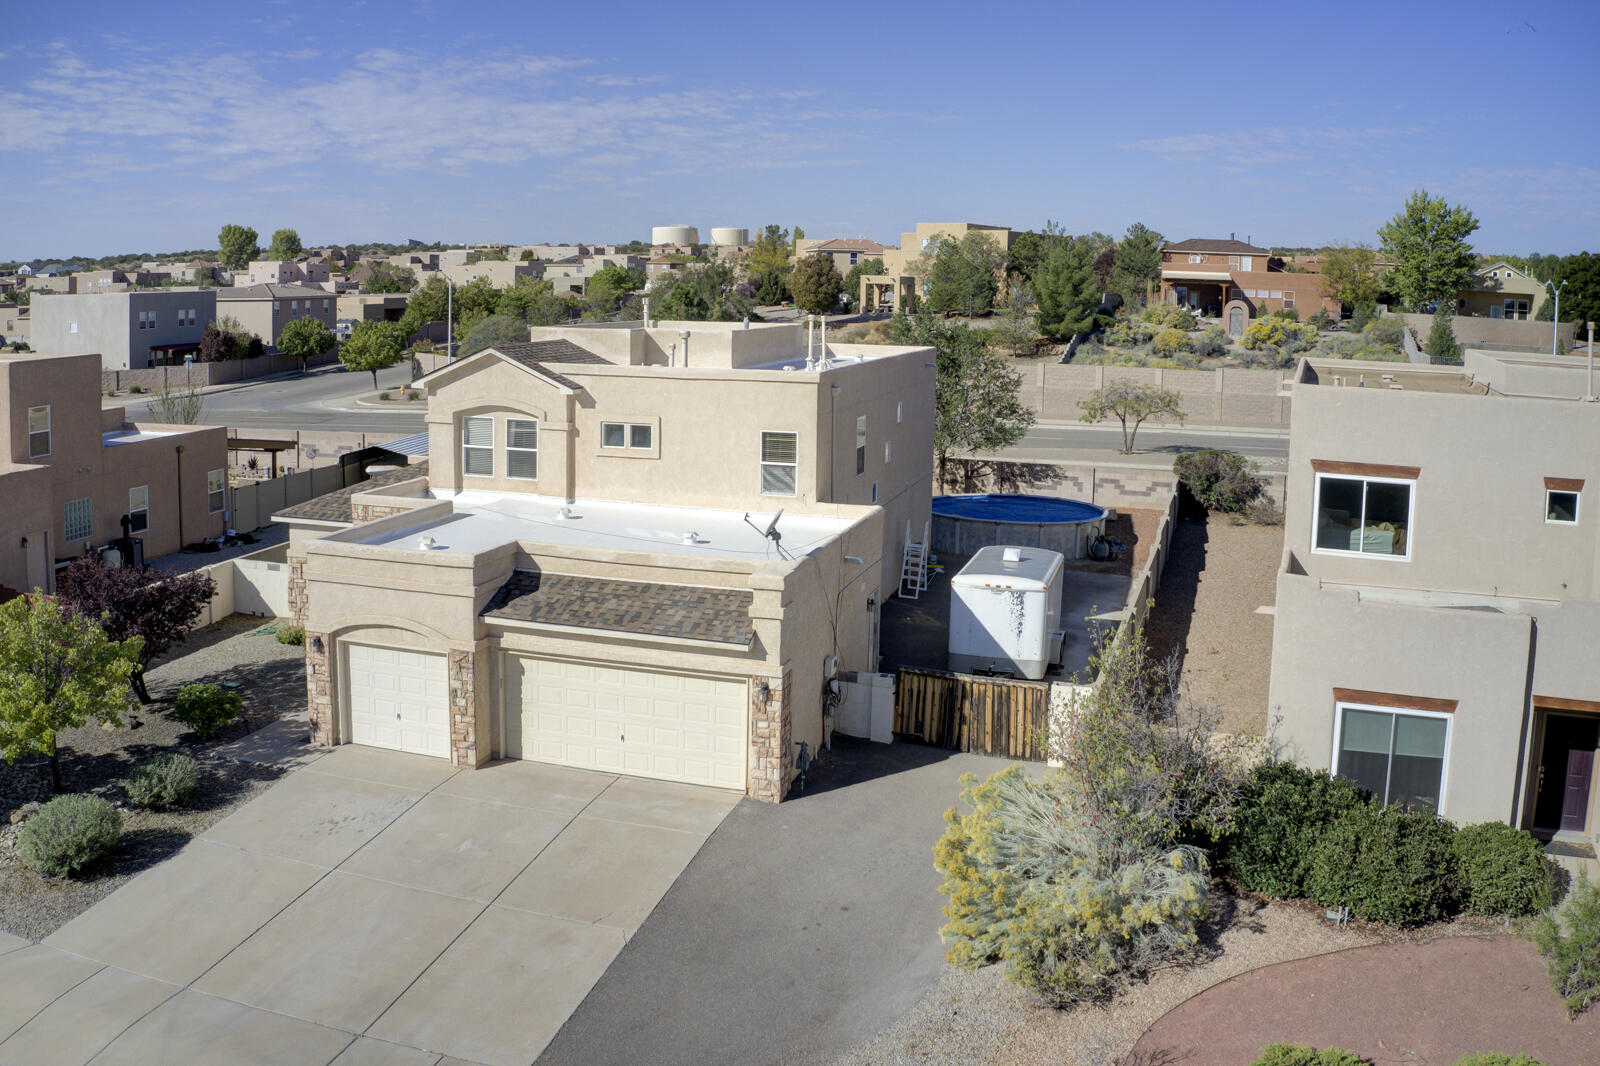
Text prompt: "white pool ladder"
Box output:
[[900, 520, 931, 599]]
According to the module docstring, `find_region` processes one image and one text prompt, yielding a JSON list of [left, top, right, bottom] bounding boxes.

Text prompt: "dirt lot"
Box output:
[[1146, 511, 1283, 735]]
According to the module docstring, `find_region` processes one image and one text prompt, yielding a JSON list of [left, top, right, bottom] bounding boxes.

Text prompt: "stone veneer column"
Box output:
[[448, 650, 483, 767], [286, 554, 307, 626], [748, 671, 794, 803], [305, 633, 336, 746]]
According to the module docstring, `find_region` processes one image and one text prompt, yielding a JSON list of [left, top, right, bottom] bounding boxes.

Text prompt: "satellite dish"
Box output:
[[763, 508, 784, 540]]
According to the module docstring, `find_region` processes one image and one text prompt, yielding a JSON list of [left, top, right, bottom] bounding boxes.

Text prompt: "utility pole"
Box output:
[[1587, 320, 1595, 402], [443, 272, 455, 361], [1545, 278, 1567, 356]]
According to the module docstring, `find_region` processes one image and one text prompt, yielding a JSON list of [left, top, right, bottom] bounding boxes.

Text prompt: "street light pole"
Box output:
[[442, 272, 455, 361], [1587, 320, 1595, 402], [1545, 278, 1567, 356]]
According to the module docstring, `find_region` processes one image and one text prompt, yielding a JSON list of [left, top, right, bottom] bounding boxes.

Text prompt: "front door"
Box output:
[[1228, 307, 1245, 337], [1534, 713, 1599, 833], [23, 532, 48, 595]]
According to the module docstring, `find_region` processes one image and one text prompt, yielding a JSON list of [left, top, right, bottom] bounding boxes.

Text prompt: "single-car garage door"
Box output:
[[505, 655, 747, 791], [345, 643, 451, 759]]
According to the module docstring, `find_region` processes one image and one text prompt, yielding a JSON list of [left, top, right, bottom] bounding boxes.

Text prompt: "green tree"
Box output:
[[361, 264, 413, 294], [991, 286, 1037, 355], [652, 262, 751, 321], [1427, 305, 1462, 365], [746, 224, 792, 277], [789, 254, 844, 314], [1378, 190, 1481, 311], [585, 264, 642, 311], [1534, 252, 1600, 335], [340, 320, 408, 389], [494, 276, 556, 322], [1319, 243, 1383, 310], [891, 313, 1034, 485], [918, 232, 1005, 316], [841, 257, 884, 309], [277, 315, 335, 373], [1005, 222, 1066, 282], [1034, 240, 1105, 341], [399, 274, 451, 337], [266, 228, 303, 260], [1109, 222, 1164, 302], [458, 314, 530, 356], [1078, 381, 1186, 453], [0, 594, 141, 792], [755, 269, 789, 305], [217, 224, 259, 270]]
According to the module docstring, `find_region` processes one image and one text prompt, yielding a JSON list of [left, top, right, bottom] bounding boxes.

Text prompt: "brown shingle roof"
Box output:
[[1164, 238, 1272, 255], [482, 570, 754, 646], [490, 340, 610, 368], [810, 238, 891, 253], [275, 461, 428, 524]]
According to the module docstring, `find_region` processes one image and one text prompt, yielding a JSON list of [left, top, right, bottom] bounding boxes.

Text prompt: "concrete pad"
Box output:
[[201, 769, 422, 867], [194, 871, 482, 1033], [433, 759, 613, 815], [369, 906, 624, 1066], [45, 841, 325, 985], [578, 776, 741, 835], [209, 713, 325, 769], [330, 1036, 443, 1065], [497, 817, 707, 933], [88, 989, 354, 1066], [0, 966, 177, 1066], [0, 933, 28, 957], [0, 946, 102, 1044], [305, 744, 460, 792], [341, 791, 570, 902]]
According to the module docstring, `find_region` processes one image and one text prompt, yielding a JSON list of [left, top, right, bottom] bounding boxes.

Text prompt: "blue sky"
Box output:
[[2, 0, 1595, 260]]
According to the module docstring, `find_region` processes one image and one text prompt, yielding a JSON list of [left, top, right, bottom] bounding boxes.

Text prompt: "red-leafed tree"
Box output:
[[56, 560, 217, 704]]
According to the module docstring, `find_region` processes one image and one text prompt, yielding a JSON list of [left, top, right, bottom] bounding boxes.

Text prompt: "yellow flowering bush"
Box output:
[[1151, 327, 1192, 356], [1240, 317, 1318, 351]]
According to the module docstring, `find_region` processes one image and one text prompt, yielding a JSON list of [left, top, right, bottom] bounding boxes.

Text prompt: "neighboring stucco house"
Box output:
[[1455, 261, 1548, 320], [439, 259, 544, 289], [29, 289, 217, 369], [238, 260, 332, 287], [860, 223, 1015, 312], [0, 353, 228, 598], [1269, 356, 1600, 858], [274, 321, 935, 802], [216, 284, 337, 350], [795, 237, 892, 277]]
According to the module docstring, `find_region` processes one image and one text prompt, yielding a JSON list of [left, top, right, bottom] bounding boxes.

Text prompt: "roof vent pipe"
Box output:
[[820, 317, 827, 365], [679, 329, 690, 367], [668, 342, 677, 367], [643, 296, 651, 328], [742, 315, 750, 330]]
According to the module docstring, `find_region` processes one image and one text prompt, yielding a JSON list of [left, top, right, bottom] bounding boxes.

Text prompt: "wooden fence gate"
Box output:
[[892, 667, 1051, 760]]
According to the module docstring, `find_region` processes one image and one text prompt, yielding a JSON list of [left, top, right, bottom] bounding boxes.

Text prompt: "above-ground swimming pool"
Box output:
[[932, 493, 1109, 559]]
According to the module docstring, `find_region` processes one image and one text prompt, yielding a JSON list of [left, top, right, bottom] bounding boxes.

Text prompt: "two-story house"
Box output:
[[273, 321, 935, 802], [238, 260, 332, 287], [1455, 261, 1549, 320], [29, 289, 217, 369], [0, 353, 229, 598], [216, 284, 338, 350], [1159, 237, 1340, 329], [860, 223, 1015, 313], [795, 238, 893, 277], [1268, 357, 1600, 860]]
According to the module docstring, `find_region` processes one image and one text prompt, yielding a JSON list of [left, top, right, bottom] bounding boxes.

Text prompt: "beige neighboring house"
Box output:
[[1456, 261, 1549, 320], [1, 305, 26, 346], [859, 222, 1015, 312], [237, 260, 331, 287], [272, 320, 935, 802], [439, 259, 544, 288], [216, 284, 337, 350], [795, 237, 892, 277], [30, 289, 216, 369], [0, 353, 228, 598], [1269, 356, 1600, 860], [335, 293, 410, 338]]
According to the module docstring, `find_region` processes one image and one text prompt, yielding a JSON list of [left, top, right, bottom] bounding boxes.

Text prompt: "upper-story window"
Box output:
[[1228, 255, 1241, 267], [855, 416, 867, 476], [1313, 469, 1414, 559], [760, 431, 798, 496], [1188, 253, 1205, 263], [601, 421, 652, 450], [27, 405, 50, 458], [1547, 489, 1579, 524], [506, 418, 538, 479], [462, 415, 493, 476]]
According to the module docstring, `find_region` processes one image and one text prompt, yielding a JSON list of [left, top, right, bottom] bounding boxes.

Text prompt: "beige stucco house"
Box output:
[[1269, 357, 1600, 855], [274, 320, 935, 803], [859, 222, 1014, 312], [1455, 261, 1549, 320], [216, 284, 337, 350], [795, 237, 892, 278]]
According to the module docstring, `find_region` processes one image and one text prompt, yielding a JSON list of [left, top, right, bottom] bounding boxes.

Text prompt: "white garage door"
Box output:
[[345, 643, 451, 759], [505, 655, 747, 790]]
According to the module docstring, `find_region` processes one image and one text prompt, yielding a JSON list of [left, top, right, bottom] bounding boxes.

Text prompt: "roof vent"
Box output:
[[1002, 547, 1023, 563], [682, 531, 700, 544], [555, 507, 575, 521], [419, 535, 438, 550]]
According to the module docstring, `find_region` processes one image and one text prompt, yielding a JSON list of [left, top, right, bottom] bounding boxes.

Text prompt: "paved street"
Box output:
[[999, 420, 1289, 465], [112, 364, 423, 434]]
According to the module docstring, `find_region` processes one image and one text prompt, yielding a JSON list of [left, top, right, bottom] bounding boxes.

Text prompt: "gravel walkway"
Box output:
[[0, 614, 304, 941]]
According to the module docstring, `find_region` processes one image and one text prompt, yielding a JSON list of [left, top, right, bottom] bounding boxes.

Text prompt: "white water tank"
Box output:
[[709, 227, 748, 246], [651, 225, 698, 246]]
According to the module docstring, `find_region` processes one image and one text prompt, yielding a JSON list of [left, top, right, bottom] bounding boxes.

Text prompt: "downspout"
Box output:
[[175, 444, 186, 549]]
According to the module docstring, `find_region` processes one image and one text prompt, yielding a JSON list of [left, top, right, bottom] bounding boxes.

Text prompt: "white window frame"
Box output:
[[462, 415, 494, 477], [1546, 488, 1580, 525], [759, 430, 799, 497], [600, 421, 653, 450], [64, 497, 92, 542], [27, 404, 50, 458], [896, 401, 903, 424], [1311, 471, 1416, 561], [207, 468, 226, 513], [855, 415, 867, 477], [69, 321, 78, 333], [1188, 253, 1205, 264], [1330, 701, 1452, 815], [1283, 290, 1296, 309], [505, 417, 539, 480], [128, 485, 149, 533]]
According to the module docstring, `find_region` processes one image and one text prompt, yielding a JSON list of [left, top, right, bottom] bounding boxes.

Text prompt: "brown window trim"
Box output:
[[1534, 695, 1600, 715], [1334, 688, 1457, 714], [1312, 460, 1421, 480], [1544, 477, 1585, 492]]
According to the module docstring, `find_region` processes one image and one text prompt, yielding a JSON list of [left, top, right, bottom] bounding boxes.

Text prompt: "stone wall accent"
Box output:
[[748, 671, 793, 803], [306, 632, 335, 746], [287, 553, 307, 626], [348, 503, 410, 523], [448, 650, 482, 768]]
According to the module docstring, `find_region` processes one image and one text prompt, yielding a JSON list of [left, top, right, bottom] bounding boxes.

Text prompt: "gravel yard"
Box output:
[[0, 614, 304, 941], [1146, 512, 1283, 735]]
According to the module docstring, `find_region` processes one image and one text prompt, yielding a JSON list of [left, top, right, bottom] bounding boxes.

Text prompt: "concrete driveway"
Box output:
[[1, 745, 739, 1066]]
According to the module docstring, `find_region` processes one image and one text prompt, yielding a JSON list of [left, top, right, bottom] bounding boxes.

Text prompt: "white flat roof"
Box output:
[[358, 490, 855, 560], [102, 429, 178, 446]]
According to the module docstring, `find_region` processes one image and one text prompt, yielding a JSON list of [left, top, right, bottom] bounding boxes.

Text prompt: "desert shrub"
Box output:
[[1450, 1055, 1547, 1066], [1362, 315, 1406, 350], [1534, 873, 1600, 1017], [276, 624, 305, 646], [1241, 317, 1318, 351], [1222, 761, 1368, 898], [1173, 449, 1262, 512], [173, 682, 241, 740], [18, 794, 122, 877], [1245, 495, 1285, 526], [1453, 822, 1555, 917], [1071, 343, 1145, 367], [1348, 301, 1376, 331], [1427, 308, 1463, 366], [1191, 326, 1229, 359], [1103, 318, 1157, 348], [1305, 309, 1334, 331], [1251, 1046, 1369, 1066], [1307, 802, 1461, 926], [1151, 327, 1192, 356], [1141, 303, 1198, 331], [1269, 306, 1301, 322], [125, 753, 200, 810]]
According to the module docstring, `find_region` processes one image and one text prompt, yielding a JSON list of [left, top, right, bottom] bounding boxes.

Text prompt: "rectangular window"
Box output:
[[1314, 473, 1413, 559], [207, 468, 225, 513], [871, 481, 879, 503], [1283, 291, 1296, 309], [505, 418, 538, 479], [600, 421, 652, 450], [855, 415, 867, 476], [27, 405, 50, 458], [602, 421, 626, 448], [128, 485, 149, 533], [760, 431, 798, 496], [1334, 705, 1450, 813], [629, 423, 652, 449], [1188, 253, 1205, 264], [462, 415, 493, 476], [885, 440, 893, 463], [1547, 489, 1579, 524], [69, 321, 79, 333], [896, 401, 903, 424], [64, 497, 92, 542], [1269, 290, 1283, 300], [273, 301, 280, 313], [1227, 255, 1241, 267]]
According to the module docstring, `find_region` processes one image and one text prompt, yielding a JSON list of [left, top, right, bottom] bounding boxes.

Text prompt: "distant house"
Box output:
[[1158, 236, 1340, 330], [216, 284, 337, 350], [795, 237, 892, 277], [1455, 261, 1548, 320], [29, 289, 217, 369], [859, 223, 1014, 312]]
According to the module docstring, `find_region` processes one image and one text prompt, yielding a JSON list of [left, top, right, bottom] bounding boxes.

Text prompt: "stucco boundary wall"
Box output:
[[101, 349, 339, 393], [1395, 313, 1575, 354], [956, 457, 1285, 512], [193, 542, 291, 628], [230, 464, 363, 533], [1018, 363, 1292, 426]]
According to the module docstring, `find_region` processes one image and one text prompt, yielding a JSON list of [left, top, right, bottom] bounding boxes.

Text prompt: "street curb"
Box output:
[[1029, 418, 1289, 437]]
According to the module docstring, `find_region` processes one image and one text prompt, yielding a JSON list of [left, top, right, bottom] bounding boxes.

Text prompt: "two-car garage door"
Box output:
[[504, 655, 747, 791]]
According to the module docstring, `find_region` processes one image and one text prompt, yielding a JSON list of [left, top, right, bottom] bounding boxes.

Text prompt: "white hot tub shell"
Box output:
[[947, 545, 1066, 680]]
